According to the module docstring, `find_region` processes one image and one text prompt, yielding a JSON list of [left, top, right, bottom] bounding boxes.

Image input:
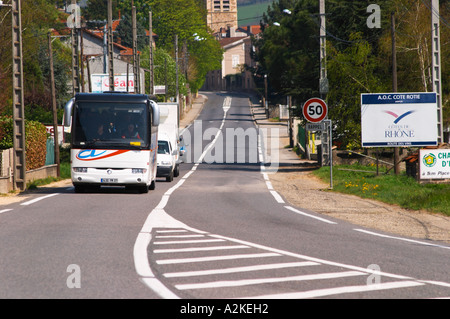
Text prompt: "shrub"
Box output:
[[25, 120, 48, 170], [0, 116, 48, 170]]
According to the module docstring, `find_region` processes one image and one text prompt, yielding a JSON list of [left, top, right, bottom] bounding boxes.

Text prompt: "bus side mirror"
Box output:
[[63, 98, 75, 132], [150, 100, 160, 126]]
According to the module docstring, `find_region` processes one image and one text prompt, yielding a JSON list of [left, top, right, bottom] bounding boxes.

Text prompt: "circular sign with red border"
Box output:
[[303, 98, 327, 123]]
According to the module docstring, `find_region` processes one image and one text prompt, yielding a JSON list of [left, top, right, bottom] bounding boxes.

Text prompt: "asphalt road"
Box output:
[[0, 92, 449, 301]]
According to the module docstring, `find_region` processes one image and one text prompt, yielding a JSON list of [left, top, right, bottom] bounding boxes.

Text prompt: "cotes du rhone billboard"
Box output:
[[361, 93, 437, 147]]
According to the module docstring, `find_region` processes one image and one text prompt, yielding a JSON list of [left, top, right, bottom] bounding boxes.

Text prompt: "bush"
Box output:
[[0, 116, 13, 149], [0, 115, 48, 170], [25, 120, 48, 170]]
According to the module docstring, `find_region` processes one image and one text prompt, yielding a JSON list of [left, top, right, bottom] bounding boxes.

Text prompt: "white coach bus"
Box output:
[[64, 92, 160, 193]]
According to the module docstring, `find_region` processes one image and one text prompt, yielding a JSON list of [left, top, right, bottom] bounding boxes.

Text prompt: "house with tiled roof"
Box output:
[[56, 10, 156, 93], [203, 25, 260, 91]]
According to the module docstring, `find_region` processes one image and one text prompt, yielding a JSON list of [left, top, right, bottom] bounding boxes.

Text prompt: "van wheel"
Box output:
[[166, 171, 173, 182], [174, 164, 180, 177], [149, 180, 156, 190]]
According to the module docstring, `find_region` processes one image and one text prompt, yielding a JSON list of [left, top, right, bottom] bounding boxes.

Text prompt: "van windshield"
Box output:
[[72, 102, 149, 149], [158, 141, 170, 154]]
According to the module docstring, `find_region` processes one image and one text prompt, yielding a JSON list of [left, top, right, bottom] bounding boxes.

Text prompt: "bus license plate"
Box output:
[[101, 178, 118, 183]]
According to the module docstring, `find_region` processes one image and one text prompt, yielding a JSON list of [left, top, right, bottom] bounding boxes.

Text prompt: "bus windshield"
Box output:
[[72, 102, 149, 149]]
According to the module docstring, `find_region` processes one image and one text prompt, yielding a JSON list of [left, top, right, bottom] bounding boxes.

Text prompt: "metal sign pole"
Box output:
[[328, 119, 333, 189]]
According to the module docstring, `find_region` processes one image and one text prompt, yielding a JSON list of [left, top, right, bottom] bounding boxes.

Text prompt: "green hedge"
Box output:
[[0, 116, 48, 170]]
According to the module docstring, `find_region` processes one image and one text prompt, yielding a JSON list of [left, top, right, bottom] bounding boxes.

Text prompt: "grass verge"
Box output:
[[312, 164, 450, 216], [26, 162, 71, 190]]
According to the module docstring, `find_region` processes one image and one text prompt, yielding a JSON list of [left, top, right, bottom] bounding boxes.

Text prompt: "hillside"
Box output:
[[237, 0, 274, 26]]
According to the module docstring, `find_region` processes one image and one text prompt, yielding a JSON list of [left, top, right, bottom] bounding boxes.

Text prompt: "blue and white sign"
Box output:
[[361, 93, 438, 147]]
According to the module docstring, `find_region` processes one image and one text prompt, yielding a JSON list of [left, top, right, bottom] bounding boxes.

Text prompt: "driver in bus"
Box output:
[[121, 123, 141, 139]]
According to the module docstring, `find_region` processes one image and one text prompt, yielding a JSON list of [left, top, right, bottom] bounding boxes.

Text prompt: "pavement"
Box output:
[[179, 94, 208, 131], [2, 92, 450, 244]]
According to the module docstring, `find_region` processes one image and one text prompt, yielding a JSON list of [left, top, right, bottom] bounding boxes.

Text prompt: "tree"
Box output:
[[82, 0, 120, 25], [254, 0, 319, 107], [114, 14, 149, 51], [253, 0, 449, 149], [140, 47, 188, 99], [0, 0, 70, 118], [327, 33, 389, 149]]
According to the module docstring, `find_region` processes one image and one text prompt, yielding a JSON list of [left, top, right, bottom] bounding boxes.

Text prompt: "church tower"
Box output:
[[205, 0, 238, 33]]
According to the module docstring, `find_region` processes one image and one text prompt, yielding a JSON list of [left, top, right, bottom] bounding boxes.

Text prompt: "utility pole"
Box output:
[[391, 12, 400, 175], [71, 0, 80, 95], [431, 0, 443, 143], [103, 25, 107, 74], [108, 0, 114, 91], [319, 0, 330, 167], [149, 11, 154, 95], [319, 0, 328, 98], [48, 32, 60, 177], [132, 6, 139, 94], [288, 96, 293, 148], [175, 34, 179, 103], [11, 0, 26, 190], [164, 57, 168, 102], [80, 28, 85, 92]]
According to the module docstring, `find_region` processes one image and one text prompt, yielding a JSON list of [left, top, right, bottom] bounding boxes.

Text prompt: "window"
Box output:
[[232, 55, 239, 68]]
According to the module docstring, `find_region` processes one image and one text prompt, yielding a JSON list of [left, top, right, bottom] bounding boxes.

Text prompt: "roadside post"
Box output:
[[303, 98, 332, 189]]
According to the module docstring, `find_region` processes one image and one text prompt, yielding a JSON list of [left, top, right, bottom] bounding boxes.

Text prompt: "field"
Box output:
[[237, 1, 274, 26]]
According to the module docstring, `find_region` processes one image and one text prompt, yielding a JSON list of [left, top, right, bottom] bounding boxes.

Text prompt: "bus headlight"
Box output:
[[73, 167, 87, 173], [132, 168, 147, 174]]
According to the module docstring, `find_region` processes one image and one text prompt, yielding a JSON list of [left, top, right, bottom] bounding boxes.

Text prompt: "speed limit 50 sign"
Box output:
[[303, 98, 327, 123]]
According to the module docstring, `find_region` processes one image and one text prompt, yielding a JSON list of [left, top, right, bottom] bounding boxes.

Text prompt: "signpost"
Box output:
[[306, 122, 325, 132], [303, 98, 332, 189], [303, 98, 328, 123], [361, 93, 438, 147]]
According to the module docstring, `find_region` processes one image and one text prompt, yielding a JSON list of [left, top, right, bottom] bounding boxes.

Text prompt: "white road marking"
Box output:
[[153, 245, 250, 254], [153, 238, 225, 245], [354, 229, 450, 250], [244, 280, 425, 299], [0, 209, 13, 214], [284, 205, 337, 224], [155, 234, 205, 239], [20, 193, 60, 206], [156, 253, 281, 265], [163, 261, 319, 278], [270, 190, 285, 203], [175, 271, 366, 290]]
